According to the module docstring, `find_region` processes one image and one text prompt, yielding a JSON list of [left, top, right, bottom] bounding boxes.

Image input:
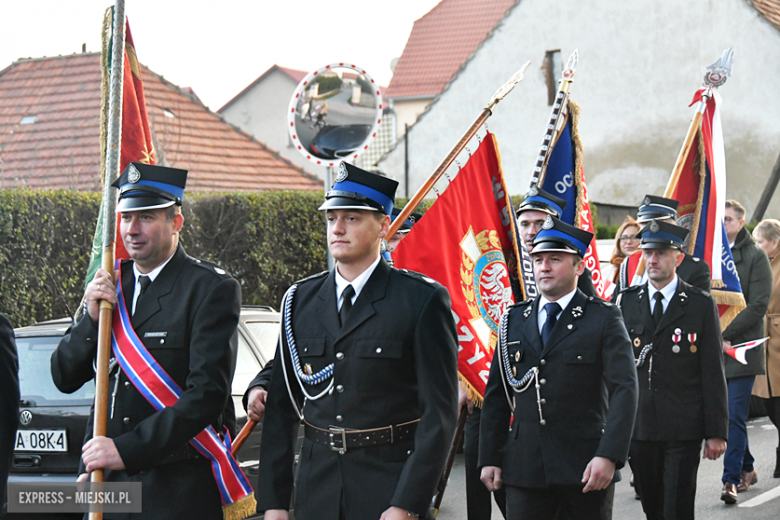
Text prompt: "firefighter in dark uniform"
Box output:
[[616, 219, 728, 520], [479, 216, 638, 520], [51, 163, 244, 520], [516, 187, 598, 298], [1, 313, 19, 514], [612, 195, 711, 300], [257, 163, 459, 520]]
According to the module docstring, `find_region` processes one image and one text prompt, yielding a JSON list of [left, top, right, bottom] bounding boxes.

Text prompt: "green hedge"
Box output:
[[0, 189, 327, 328]]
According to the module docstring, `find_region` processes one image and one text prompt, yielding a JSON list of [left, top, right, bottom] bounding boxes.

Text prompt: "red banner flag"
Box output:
[[85, 14, 156, 287], [393, 133, 521, 402]]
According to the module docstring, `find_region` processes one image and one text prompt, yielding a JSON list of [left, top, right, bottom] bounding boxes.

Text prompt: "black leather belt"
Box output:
[[157, 443, 204, 467], [304, 419, 420, 454]]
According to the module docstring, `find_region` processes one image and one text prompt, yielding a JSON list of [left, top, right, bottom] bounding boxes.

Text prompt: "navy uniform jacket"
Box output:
[[51, 245, 241, 520], [256, 259, 458, 519], [617, 279, 728, 441], [479, 289, 638, 488], [1, 313, 19, 512]]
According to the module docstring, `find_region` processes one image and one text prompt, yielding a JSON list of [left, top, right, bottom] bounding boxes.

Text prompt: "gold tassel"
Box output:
[[567, 101, 586, 229], [222, 493, 257, 520], [712, 289, 747, 331], [458, 374, 484, 408]]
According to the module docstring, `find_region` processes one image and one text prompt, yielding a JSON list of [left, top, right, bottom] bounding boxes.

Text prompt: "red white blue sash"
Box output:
[[111, 262, 255, 520]]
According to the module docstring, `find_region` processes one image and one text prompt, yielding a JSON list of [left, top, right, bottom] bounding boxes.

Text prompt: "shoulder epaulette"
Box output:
[[395, 268, 443, 288], [618, 284, 642, 294], [296, 270, 329, 284], [192, 258, 233, 278], [685, 285, 710, 297], [587, 295, 615, 307]]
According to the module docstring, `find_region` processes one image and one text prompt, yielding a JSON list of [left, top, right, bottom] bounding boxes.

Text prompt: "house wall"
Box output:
[[220, 70, 327, 180], [378, 0, 780, 218], [391, 98, 433, 138]]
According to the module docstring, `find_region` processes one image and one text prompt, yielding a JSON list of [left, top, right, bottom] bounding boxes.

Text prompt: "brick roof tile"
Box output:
[[0, 53, 322, 192], [385, 0, 516, 99]]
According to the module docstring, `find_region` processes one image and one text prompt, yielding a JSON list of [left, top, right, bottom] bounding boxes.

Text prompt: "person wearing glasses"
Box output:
[[607, 217, 641, 285]]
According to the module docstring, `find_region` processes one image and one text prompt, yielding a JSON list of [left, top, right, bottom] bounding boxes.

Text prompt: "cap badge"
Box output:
[[335, 162, 349, 183], [526, 186, 539, 197], [650, 220, 660, 233], [542, 215, 554, 230], [128, 164, 141, 184], [644, 196, 652, 206]]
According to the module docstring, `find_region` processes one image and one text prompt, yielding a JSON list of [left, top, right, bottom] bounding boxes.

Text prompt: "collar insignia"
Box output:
[[571, 306, 583, 318]]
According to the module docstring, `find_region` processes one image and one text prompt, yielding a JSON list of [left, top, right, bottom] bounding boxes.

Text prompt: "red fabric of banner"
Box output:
[[393, 134, 519, 400]]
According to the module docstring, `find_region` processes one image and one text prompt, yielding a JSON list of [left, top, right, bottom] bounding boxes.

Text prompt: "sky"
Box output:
[[0, 0, 443, 111]]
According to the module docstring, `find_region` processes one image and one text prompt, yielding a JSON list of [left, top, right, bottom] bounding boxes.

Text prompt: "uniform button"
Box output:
[[303, 347, 308, 353], [540, 419, 547, 425], [336, 385, 344, 393], [336, 415, 343, 423], [336, 352, 344, 360], [375, 347, 382, 354], [124, 381, 130, 387], [407, 450, 413, 455], [123, 417, 130, 424], [540, 359, 546, 365], [540, 378, 546, 385], [159, 339, 165, 345], [577, 355, 582, 360], [540, 398, 547, 404]]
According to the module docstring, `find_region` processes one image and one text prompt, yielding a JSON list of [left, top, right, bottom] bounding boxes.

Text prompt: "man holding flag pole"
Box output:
[[51, 5, 256, 520]]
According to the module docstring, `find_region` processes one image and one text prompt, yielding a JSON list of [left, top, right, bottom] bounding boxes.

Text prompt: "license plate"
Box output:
[[14, 430, 68, 452]]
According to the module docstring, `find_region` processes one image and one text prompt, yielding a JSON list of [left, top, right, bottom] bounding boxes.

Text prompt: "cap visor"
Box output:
[[318, 197, 380, 212], [639, 241, 682, 250], [516, 206, 558, 218], [116, 195, 176, 213], [529, 241, 581, 256]]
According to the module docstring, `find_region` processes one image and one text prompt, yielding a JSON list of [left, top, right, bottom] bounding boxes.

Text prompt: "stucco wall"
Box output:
[[220, 70, 327, 180], [378, 0, 780, 218], [391, 98, 433, 138]]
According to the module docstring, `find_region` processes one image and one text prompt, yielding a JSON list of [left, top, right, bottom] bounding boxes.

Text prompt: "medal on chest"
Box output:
[[672, 328, 682, 353], [688, 333, 697, 353]]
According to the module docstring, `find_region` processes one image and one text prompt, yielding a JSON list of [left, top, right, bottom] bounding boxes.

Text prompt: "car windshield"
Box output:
[[243, 321, 279, 363], [233, 334, 262, 396], [17, 335, 94, 405]]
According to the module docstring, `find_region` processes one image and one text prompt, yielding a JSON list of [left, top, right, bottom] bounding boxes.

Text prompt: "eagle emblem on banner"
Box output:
[[460, 227, 514, 350]]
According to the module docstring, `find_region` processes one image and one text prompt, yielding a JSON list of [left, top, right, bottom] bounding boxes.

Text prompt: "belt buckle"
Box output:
[[329, 427, 347, 454]]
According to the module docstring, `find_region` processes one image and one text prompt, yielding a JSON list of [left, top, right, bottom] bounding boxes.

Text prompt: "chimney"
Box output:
[[82, 43, 86, 53]]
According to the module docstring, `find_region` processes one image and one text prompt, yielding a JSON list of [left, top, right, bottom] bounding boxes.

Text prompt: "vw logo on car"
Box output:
[[19, 410, 32, 426]]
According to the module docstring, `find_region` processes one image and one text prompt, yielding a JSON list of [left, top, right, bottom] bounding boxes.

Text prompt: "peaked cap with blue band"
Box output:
[[112, 162, 188, 213], [637, 219, 689, 250], [391, 207, 423, 232], [530, 215, 594, 258], [319, 162, 398, 215], [515, 186, 567, 218], [636, 194, 679, 223]]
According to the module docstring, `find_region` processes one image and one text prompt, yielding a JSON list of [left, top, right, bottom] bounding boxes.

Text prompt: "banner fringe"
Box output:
[[459, 374, 484, 408], [687, 129, 707, 254], [568, 101, 586, 228], [223, 493, 257, 520]]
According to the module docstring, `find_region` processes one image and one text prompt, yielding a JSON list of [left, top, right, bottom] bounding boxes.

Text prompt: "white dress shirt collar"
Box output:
[[335, 256, 381, 310], [131, 250, 175, 314], [647, 274, 678, 314], [537, 288, 578, 333]]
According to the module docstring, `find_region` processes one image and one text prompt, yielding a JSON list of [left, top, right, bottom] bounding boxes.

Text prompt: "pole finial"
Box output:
[[704, 48, 734, 88]]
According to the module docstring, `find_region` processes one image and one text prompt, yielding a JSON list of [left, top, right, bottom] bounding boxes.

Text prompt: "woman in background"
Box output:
[[753, 218, 780, 478], [607, 216, 640, 284]]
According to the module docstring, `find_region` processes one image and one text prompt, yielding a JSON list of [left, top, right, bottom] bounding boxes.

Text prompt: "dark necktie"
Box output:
[[135, 275, 152, 315], [653, 292, 664, 328], [541, 302, 561, 346], [339, 285, 355, 328]]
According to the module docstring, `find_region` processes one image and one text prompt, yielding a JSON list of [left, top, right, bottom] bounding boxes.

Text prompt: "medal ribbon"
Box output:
[[110, 263, 255, 519]]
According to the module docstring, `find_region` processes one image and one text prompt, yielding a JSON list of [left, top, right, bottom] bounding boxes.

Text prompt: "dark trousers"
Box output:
[[723, 376, 755, 484], [764, 396, 780, 445], [464, 408, 506, 520], [630, 439, 701, 520], [504, 483, 614, 520]]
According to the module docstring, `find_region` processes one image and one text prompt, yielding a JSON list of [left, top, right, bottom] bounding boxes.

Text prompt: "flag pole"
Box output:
[[529, 49, 578, 189], [633, 48, 734, 281], [90, 2, 126, 517], [386, 61, 531, 242]]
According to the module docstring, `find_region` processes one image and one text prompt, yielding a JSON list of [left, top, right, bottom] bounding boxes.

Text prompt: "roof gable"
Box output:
[[0, 54, 321, 192], [384, 0, 516, 99], [218, 64, 307, 113], [750, 0, 780, 31]]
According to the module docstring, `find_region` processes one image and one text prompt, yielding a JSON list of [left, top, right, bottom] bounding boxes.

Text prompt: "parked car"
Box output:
[[6, 305, 285, 519]]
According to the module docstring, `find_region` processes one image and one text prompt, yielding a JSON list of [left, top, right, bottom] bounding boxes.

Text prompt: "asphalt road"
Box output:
[[436, 416, 780, 520]]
